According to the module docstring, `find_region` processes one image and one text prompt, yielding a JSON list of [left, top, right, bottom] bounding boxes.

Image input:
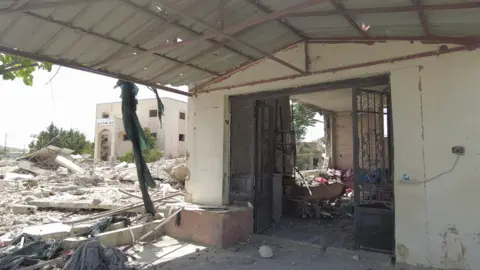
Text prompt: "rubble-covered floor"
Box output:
[[136, 235, 394, 270], [263, 215, 355, 250]]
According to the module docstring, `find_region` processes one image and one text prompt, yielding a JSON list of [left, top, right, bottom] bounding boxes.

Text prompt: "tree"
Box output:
[[28, 122, 92, 154], [292, 102, 320, 141], [0, 54, 52, 86], [119, 128, 163, 163]]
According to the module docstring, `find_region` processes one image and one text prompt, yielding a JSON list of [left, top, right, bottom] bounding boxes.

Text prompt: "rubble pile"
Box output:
[[288, 168, 355, 220], [0, 146, 189, 269]]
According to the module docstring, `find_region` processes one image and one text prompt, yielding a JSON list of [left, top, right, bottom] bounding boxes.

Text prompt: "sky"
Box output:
[[0, 67, 322, 149]]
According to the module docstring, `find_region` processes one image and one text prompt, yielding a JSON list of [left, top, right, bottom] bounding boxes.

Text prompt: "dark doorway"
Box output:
[[253, 100, 275, 233], [352, 87, 394, 253]]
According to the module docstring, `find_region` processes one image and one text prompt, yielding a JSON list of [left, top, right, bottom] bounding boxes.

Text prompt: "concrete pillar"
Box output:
[[93, 132, 101, 162], [185, 92, 228, 206], [109, 131, 116, 163]]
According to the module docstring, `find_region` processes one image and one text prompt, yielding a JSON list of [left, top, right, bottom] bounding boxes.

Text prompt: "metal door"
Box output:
[[254, 100, 275, 233], [352, 87, 394, 253]]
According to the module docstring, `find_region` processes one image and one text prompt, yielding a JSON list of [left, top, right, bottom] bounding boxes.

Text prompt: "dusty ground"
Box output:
[[134, 235, 395, 270]]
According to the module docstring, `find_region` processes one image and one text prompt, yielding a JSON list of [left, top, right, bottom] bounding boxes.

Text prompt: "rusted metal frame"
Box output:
[[23, 12, 220, 76], [328, 0, 368, 38], [413, 0, 431, 36], [156, 0, 306, 74], [199, 43, 480, 93], [308, 36, 480, 44], [0, 45, 190, 96], [0, 0, 104, 14], [123, 0, 329, 55], [283, 2, 480, 17], [245, 0, 308, 40], [117, 0, 255, 62]]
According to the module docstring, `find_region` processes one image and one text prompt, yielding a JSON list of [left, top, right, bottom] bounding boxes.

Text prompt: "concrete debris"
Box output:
[[0, 155, 189, 269], [56, 166, 69, 175], [171, 164, 189, 182], [259, 245, 274, 258], [55, 155, 84, 174], [352, 255, 360, 260], [10, 204, 38, 214], [4, 172, 34, 181], [18, 160, 49, 175]]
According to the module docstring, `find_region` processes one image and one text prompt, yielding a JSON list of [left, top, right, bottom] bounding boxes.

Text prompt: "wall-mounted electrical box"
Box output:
[[452, 146, 465, 156]]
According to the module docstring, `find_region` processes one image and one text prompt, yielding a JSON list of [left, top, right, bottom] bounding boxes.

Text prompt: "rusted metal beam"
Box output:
[[283, 2, 480, 17], [245, 0, 308, 40], [155, 0, 307, 74], [0, 45, 191, 96], [308, 36, 480, 44], [118, 0, 329, 59], [198, 43, 480, 93], [328, 0, 368, 38], [23, 11, 220, 77], [413, 0, 431, 36], [0, 0, 104, 14]]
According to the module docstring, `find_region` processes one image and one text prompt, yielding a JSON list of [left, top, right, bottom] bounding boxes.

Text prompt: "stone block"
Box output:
[[10, 204, 38, 214], [164, 205, 253, 248]]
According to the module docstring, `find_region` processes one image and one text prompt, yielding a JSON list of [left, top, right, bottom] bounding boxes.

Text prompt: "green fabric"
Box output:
[[116, 80, 156, 215], [149, 87, 164, 128]]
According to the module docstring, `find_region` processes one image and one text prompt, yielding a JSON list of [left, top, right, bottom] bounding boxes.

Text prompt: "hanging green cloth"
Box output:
[[114, 80, 156, 215], [148, 86, 164, 127]]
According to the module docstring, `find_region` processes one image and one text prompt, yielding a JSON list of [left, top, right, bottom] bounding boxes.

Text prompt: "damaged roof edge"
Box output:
[[0, 45, 192, 97]]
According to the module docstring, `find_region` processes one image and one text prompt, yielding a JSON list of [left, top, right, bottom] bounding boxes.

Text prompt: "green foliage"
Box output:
[[0, 54, 52, 86], [119, 128, 162, 163], [28, 122, 92, 154], [292, 103, 320, 141], [81, 142, 94, 156], [119, 149, 163, 163], [143, 128, 156, 149]]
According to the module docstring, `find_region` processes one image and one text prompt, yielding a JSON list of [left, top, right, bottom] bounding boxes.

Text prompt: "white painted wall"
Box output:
[[186, 41, 480, 269], [94, 97, 187, 159]]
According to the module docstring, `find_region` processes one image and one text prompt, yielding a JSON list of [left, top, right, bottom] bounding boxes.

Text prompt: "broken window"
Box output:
[[178, 134, 185, 141], [151, 133, 157, 139], [102, 112, 109, 118], [179, 112, 186, 120], [149, 110, 157, 118]]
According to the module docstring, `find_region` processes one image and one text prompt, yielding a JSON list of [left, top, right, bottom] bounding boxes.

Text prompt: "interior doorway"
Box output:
[[228, 75, 394, 253]]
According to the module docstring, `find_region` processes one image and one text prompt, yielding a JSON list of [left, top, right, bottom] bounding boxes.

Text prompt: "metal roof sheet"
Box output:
[[0, 0, 479, 94]]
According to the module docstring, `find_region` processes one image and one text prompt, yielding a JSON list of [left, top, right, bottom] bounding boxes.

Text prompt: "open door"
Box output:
[[254, 100, 275, 233], [352, 87, 394, 253]]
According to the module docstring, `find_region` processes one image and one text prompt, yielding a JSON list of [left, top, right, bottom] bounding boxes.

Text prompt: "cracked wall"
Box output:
[[187, 42, 480, 269]]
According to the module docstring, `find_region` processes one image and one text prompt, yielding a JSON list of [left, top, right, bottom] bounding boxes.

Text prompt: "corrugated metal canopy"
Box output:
[[0, 0, 479, 95]]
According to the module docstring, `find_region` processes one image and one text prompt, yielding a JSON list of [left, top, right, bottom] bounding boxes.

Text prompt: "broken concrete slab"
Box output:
[[27, 199, 144, 213], [23, 223, 71, 240], [4, 173, 34, 181], [55, 155, 84, 174], [18, 160, 49, 175], [171, 164, 189, 182], [63, 220, 165, 250], [10, 204, 38, 214], [56, 166, 69, 175]]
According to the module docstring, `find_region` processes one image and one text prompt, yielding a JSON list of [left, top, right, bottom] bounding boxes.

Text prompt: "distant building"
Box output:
[[93, 98, 187, 162]]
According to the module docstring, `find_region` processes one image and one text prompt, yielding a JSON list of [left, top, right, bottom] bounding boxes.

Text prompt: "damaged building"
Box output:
[[1, 0, 480, 269], [94, 97, 187, 162]]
